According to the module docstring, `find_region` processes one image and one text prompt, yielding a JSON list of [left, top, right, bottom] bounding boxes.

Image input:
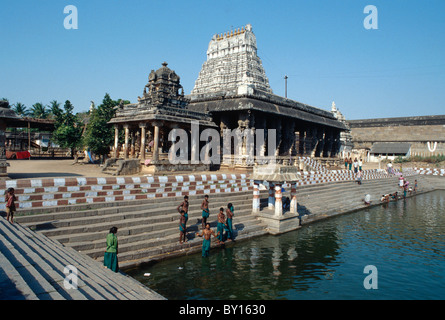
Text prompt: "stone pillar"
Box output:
[[252, 180, 260, 212], [220, 118, 230, 165], [308, 126, 318, 157], [139, 123, 147, 163], [290, 182, 298, 215], [113, 125, 119, 158], [275, 118, 282, 157], [152, 122, 160, 162], [124, 124, 130, 159], [314, 128, 325, 158], [274, 183, 282, 217], [302, 129, 307, 156], [130, 130, 135, 158], [298, 129, 305, 155], [259, 116, 267, 158], [268, 183, 275, 209], [191, 122, 199, 164], [324, 129, 333, 158], [247, 127, 255, 165]]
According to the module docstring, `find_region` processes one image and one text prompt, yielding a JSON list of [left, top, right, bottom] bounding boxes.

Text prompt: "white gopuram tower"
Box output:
[[191, 24, 273, 97]]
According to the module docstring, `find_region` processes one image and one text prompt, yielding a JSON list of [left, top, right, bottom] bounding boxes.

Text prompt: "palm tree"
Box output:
[[13, 102, 28, 117], [49, 100, 61, 120], [30, 102, 48, 119]]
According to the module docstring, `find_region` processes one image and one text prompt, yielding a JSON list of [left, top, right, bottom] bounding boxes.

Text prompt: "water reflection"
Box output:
[[127, 191, 445, 300]]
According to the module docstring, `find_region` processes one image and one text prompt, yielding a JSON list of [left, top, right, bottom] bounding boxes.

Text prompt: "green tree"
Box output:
[[30, 102, 48, 119], [49, 100, 62, 121], [12, 102, 28, 117], [83, 93, 118, 162], [52, 100, 84, 161]]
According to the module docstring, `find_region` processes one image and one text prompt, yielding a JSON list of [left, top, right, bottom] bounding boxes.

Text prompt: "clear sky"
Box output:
[[1, 0, 444, 120]]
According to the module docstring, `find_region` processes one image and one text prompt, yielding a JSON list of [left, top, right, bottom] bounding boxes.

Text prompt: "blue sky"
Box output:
[[1, 0, 444, 120]]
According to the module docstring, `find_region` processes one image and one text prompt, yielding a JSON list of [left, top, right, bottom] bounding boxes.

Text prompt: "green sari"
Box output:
[[104, 233, 119, 272]]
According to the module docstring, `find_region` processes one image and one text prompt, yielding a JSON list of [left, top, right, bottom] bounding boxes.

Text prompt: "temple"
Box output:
[[188, 24, 348, 169], [107, 62, 217, 174], [107, 24, 349, 174]]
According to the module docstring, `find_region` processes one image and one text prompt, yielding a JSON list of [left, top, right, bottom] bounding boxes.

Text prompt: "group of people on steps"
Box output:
[[178, 195, 235, 258], [103, 194, 235, 272]]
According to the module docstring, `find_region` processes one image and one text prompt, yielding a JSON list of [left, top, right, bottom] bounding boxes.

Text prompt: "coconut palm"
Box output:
[[49, 100, 62, 120], [30, 102, 48, 119], [12, 102, 28, 117]]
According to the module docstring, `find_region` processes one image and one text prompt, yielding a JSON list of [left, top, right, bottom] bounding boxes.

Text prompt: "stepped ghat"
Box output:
[[1, 164, 444, 299]]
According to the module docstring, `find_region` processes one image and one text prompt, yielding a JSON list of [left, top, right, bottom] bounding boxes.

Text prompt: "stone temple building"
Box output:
[[108, 62, 217, 174], [187, 24, 348, 167], [107, 24, 349, 173]]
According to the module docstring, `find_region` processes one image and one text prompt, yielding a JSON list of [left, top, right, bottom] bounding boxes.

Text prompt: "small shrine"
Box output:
[[250, 165, 301, 234], [107, 62, 217, 174]]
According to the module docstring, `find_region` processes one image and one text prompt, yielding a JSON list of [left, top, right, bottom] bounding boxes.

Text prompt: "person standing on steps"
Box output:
[[179, 210, 187, 244], [201, 195, 210, 229], [216, 207, 226, 244], [104, 226, 119, 272], [177, 195, 189, 237], [225, 203, 235, 241], [5, 187, 17, 224], [353, 158, 359, 174], [356, 169, 362, 185]]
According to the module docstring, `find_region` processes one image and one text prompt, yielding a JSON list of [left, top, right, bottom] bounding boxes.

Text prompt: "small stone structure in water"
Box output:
[[250, 165, 301, 235]]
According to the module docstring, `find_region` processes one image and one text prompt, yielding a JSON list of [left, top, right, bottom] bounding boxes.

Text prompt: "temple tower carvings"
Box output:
[[191, 24, 272, 97]]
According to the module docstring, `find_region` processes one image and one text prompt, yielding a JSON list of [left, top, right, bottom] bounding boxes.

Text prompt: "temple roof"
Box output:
[[109, 62, 216, 128], [188, 93, 348, 130]]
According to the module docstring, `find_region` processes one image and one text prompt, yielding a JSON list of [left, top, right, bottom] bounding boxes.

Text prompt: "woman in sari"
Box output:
[[104, 226, 119, 272]]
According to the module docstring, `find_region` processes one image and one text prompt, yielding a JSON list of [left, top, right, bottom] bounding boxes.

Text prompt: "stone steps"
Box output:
[[2, 168, 437, 299], [297, 174, 436, 224], [7, 170, 422, 270], [13, 187, 267, 268], [0, 218, 164, 300], [4, 175, 250, 211], [15, 189, 253, 227], [2, 168, 403, 212]]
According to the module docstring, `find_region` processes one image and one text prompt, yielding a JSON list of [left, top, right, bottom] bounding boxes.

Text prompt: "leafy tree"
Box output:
[[52, 100, 84, 161], [12, 102, 28, 117], [83, 93, 118, 162], [30, 102, 48, 119]]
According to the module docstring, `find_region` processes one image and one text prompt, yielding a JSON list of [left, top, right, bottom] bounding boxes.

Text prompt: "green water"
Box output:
[[126, 190, 445, 300]]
